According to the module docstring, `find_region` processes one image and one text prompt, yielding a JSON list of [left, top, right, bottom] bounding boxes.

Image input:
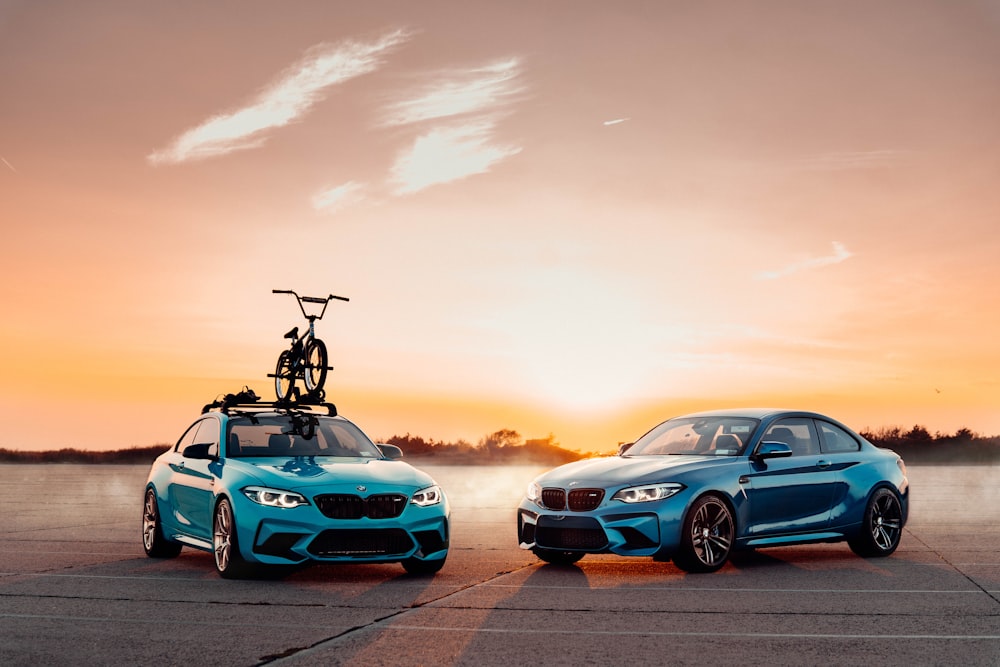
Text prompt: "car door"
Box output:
[[743, 418, 838, 536], [814, 419, 865, 529], [167, 417, 221, 541]]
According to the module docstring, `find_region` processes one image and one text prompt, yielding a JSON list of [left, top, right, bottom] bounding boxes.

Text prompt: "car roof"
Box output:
[[222, 410, 348, 422], [675, 407, 828, 420]]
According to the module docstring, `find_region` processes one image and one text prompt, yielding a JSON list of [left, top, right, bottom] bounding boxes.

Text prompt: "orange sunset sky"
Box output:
[[2, 1, 999, 453]]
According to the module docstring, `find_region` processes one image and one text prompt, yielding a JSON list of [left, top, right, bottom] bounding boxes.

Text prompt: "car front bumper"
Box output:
[[234, 495, 450, 566], [517, 497, 687, 558]]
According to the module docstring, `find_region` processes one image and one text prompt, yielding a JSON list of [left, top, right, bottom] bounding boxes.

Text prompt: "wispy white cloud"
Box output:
[[389, 121, 521, 195], [603, 117, 630, 126], [382, 58, 525, 195], [148, 30, 410, 165], [381, 58, 523, 127], [1, 156, 16, 173], [312, 181, 366, 214], [756, 241, 853, 280]]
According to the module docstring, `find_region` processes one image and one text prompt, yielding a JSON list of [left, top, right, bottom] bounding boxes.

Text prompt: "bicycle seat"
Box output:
[[284, 327, 298, 340]]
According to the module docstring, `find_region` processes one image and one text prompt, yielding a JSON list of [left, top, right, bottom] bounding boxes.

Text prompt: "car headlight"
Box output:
[[241, 486, 309, 508], [612, 483, 684, 503], [411, 485, 442, 507], [526, 481, 541, 503]]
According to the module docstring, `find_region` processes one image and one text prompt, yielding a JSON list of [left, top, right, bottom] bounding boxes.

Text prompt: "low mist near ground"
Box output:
[[421, 464, 548, 510], [0, 463, 995, 517]]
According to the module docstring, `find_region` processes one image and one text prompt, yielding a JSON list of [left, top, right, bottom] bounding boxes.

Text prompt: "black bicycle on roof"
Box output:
[[269, 289, 348, 402]]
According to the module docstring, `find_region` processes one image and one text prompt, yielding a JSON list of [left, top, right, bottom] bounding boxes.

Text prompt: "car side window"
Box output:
[[193, 419, 221, 458], [817, 421, 861, 453], [174, 421, 200, 453], [762, 419, 821, 456]]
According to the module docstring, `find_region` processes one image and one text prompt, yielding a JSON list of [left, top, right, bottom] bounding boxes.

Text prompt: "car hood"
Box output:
[[226, 457, 436, 491], [535, 455, 732, 487]]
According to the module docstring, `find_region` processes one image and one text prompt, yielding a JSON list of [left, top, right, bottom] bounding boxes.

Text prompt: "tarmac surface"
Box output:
[[1, 462, 997, 666]]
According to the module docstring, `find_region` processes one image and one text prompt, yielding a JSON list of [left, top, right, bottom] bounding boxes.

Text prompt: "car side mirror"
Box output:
[[377, 444, 404, 460], [752, 441, 793, 461], [618, 442, 634, 456], [183, 442, 217, 460]]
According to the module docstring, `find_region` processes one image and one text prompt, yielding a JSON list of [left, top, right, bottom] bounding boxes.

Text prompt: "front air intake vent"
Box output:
[[308, 529, 413, 557]]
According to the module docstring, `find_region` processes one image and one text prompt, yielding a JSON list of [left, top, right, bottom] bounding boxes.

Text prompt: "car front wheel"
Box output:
[[142, 488, 181, 558], [849, 487, 903, 558], [673, 494, 734, 573], [213, 498, 254, 579]]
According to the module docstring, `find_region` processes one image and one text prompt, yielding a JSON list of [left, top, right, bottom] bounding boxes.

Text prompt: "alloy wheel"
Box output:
[[214, 502, 232, 572], [142, 492, 157, 551], [689, 497, 734, 568], [870, 492, 902, 551]]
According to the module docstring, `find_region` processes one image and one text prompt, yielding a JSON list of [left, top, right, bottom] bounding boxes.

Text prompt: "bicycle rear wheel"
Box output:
[[274, 350, 296, 401], [303, 338, 328, 393]]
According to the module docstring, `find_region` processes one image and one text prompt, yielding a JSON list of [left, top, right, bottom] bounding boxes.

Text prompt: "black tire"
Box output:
[[401, 556, 446, 575], [673, 495, 735, 573], [141, 488, 182, 558], [849, 487, 903, 558], [213, 498, 254, 579], [532, 548, 585, 565], [274, 350, 295, 401], [303, 338, 328, 393]]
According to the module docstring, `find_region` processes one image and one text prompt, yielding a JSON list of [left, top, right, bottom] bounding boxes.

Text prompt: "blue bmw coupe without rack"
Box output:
[[518, 408, 908, 572], [142, 396, 449, 578]]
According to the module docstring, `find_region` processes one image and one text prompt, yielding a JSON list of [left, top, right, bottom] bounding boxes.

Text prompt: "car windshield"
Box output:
[[226, 414, 384, 459], [625, 416, 759, 457]]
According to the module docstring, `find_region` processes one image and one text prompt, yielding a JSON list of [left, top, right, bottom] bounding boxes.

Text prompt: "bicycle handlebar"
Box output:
[[302, 294, 349, 304], [273, 289, 349, 320]]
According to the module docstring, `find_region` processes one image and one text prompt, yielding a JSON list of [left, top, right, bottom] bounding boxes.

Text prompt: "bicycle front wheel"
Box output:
[[303, 338, 328, 393], [274, 350, 296, 401]]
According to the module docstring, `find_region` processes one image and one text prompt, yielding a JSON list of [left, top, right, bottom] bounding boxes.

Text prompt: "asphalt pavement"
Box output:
[[0, 463, 997, 666]]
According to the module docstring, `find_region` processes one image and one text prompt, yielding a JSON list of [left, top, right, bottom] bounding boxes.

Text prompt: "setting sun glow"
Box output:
[[2, 2, 998, 452]]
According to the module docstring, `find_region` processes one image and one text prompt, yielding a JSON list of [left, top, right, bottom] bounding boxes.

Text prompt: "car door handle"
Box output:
[[817, 460, 831, 469]]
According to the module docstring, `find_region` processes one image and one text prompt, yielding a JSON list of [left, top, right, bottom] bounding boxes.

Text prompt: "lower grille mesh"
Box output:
[[308, 529, 414, 557], [536, 526, 608, 550]]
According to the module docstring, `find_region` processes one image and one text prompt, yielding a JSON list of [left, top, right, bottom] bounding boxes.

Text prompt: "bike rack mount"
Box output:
[[202, 387, 337, 416]]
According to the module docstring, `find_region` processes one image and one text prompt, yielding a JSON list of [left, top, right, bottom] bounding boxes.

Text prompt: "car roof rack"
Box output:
[[201, 387, 337, 416]]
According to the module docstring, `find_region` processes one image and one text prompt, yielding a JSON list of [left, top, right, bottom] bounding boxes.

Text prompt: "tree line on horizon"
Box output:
[[382, 428, 584, 465], [0, 424, 996, 465], [859, 424, 1000, 465], [387, 424, 1000, 465], [0, 429, 585, 465]]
